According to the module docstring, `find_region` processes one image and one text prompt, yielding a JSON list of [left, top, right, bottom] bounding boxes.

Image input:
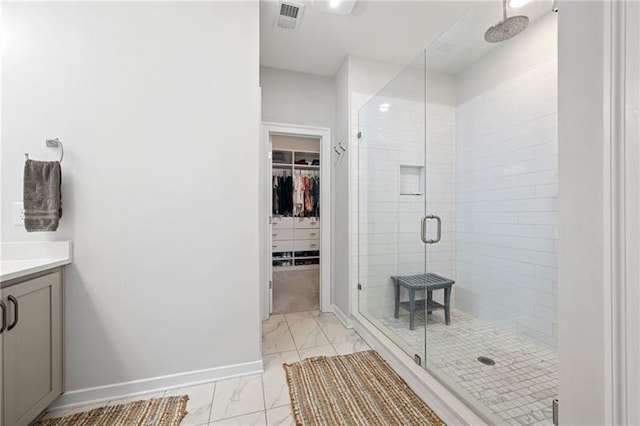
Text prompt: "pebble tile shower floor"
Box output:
[[379, 309, 558, 426]]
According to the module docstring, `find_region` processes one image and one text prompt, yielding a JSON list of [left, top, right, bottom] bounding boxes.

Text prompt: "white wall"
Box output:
[[557, 1, 608, 423], [332, 59, 350, 318], [260, 66, 334, 130], [1, 1, 261, 397], [454, 14, 558, 348]]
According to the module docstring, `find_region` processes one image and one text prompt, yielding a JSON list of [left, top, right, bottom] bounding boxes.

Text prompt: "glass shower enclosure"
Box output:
[[357, 2, 558, 424]]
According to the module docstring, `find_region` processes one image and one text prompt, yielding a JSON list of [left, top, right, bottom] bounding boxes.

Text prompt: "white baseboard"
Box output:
[[331, 304, 353, 329], [352, 314, 488, 426], [50, 359, 263, 411]]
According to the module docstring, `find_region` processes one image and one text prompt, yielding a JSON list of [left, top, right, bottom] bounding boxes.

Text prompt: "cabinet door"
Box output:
[[0, 287, 4, 426], [3, 271, 62, 426]]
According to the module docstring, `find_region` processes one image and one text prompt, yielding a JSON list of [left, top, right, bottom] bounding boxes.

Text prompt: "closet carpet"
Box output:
[[273, 269, 319, 314]]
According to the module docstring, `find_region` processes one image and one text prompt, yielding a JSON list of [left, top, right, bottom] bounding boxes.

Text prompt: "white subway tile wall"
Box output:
[[455, 58, 558, 348], [354, 59, 557, 350], [356, 96, 457, 319]]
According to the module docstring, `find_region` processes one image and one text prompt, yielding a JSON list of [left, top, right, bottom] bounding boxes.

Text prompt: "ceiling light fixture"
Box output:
[[324, 0, 357, 15], [379, 103, 390, 112], [508, 0, 532, 9]]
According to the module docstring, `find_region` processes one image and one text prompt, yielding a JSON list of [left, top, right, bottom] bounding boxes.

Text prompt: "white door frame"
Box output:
[[259, 122, 332, 320], [559, 1, 640, 423], [608, 1, 640, 423]]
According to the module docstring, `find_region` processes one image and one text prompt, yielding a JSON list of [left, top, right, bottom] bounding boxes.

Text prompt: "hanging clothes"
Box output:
[[293, 173, 304, 216], [303, 175, 312, 216], [282, 175, 293, 216], [272, 175, 279, 215], [273, 170, 319, 218], [272, 173, 294, 216], [311, 175, 320, 217]]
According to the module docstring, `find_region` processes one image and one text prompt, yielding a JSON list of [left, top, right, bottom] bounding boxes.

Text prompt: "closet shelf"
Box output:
[[272, 163, 320, 169]]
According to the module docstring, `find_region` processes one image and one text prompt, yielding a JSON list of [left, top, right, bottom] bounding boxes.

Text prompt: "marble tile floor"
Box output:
[[378, 309, 558, 426], [40, 310, 370, 426]]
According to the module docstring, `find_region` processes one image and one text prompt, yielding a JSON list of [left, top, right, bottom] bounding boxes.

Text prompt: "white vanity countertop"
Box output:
[[0, 241, 72, 282]]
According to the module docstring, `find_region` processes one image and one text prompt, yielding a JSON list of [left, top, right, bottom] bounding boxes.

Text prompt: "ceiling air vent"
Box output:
[[276, 1, 304, 30]]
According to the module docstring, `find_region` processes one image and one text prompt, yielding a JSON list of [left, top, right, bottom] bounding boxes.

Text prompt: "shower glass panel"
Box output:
[[422, 3, 558, 423], [357, 51, 428, 363], [358, 1, 558, 424]]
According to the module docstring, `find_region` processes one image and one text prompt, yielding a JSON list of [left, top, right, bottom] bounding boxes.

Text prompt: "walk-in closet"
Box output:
[[271, 135, 321, 314]]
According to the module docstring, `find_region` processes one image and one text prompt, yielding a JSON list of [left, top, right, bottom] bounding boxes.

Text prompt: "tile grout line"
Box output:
[[285, 315, 303, 360], [209, 409, 268, 425], [260, 374, 269, 426], [207, 381, 217, 424], [312, 312, 336, 353]]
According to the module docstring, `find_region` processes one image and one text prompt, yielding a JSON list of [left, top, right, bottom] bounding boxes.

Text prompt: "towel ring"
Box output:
[[24, 138, 64, 163]]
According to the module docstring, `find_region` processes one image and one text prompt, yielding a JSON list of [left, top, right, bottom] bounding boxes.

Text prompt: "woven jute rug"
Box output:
[[35, 396, 189, 426], [284, 350, 446, 426]]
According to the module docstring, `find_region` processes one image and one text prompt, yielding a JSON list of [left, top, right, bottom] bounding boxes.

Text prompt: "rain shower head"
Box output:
[[484, 0, 529, 43]]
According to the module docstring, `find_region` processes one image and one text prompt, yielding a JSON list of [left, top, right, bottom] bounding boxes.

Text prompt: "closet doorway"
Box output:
[[260, 123, 331, 320]]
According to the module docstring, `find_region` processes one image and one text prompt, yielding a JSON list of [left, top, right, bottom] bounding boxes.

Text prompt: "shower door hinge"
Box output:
[[269, 216, 273, 225], [552, 399, 558, 425], [269, 280, 272, 290], [357, 283, 362, 290], [268, 151, 272, 159], [414, 354, 422, 366], [357, 131, 362, 139]]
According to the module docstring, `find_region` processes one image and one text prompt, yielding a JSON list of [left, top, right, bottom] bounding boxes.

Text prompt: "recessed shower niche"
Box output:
[[399, 165, 425, 196]]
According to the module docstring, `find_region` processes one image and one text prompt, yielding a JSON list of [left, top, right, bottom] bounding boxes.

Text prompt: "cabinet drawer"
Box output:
[[294, 229, 319, 240], [272, 240, 294, 253], [272, 229, 294, 241], [294, 217, 320, 229], [295, 239, 320, 251], [272, 216, 293, 230]]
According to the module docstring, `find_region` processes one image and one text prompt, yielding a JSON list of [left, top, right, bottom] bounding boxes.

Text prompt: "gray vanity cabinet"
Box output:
[[1, 269, 63, 426]]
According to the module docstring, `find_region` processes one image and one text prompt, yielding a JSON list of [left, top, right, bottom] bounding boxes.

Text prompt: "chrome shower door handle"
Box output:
[[421, 215, 442, 244], [420, 216, 429, 243]]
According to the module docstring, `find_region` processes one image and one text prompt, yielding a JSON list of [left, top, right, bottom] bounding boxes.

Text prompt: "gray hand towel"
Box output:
[[23, 159, 62, 232]]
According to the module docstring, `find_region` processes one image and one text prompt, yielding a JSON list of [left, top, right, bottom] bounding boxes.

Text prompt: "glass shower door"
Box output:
[[357, 51, 429, 363], [421, 2, 559, 423]]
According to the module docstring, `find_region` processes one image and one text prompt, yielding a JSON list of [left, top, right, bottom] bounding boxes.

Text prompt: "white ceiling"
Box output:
[[427, 0, 554, 75], [260, 0, 475, 77], [260, 0, 555, 77]]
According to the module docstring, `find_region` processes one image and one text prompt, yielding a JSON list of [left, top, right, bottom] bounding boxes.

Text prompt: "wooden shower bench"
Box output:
[[391, 273, 455, 330]]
